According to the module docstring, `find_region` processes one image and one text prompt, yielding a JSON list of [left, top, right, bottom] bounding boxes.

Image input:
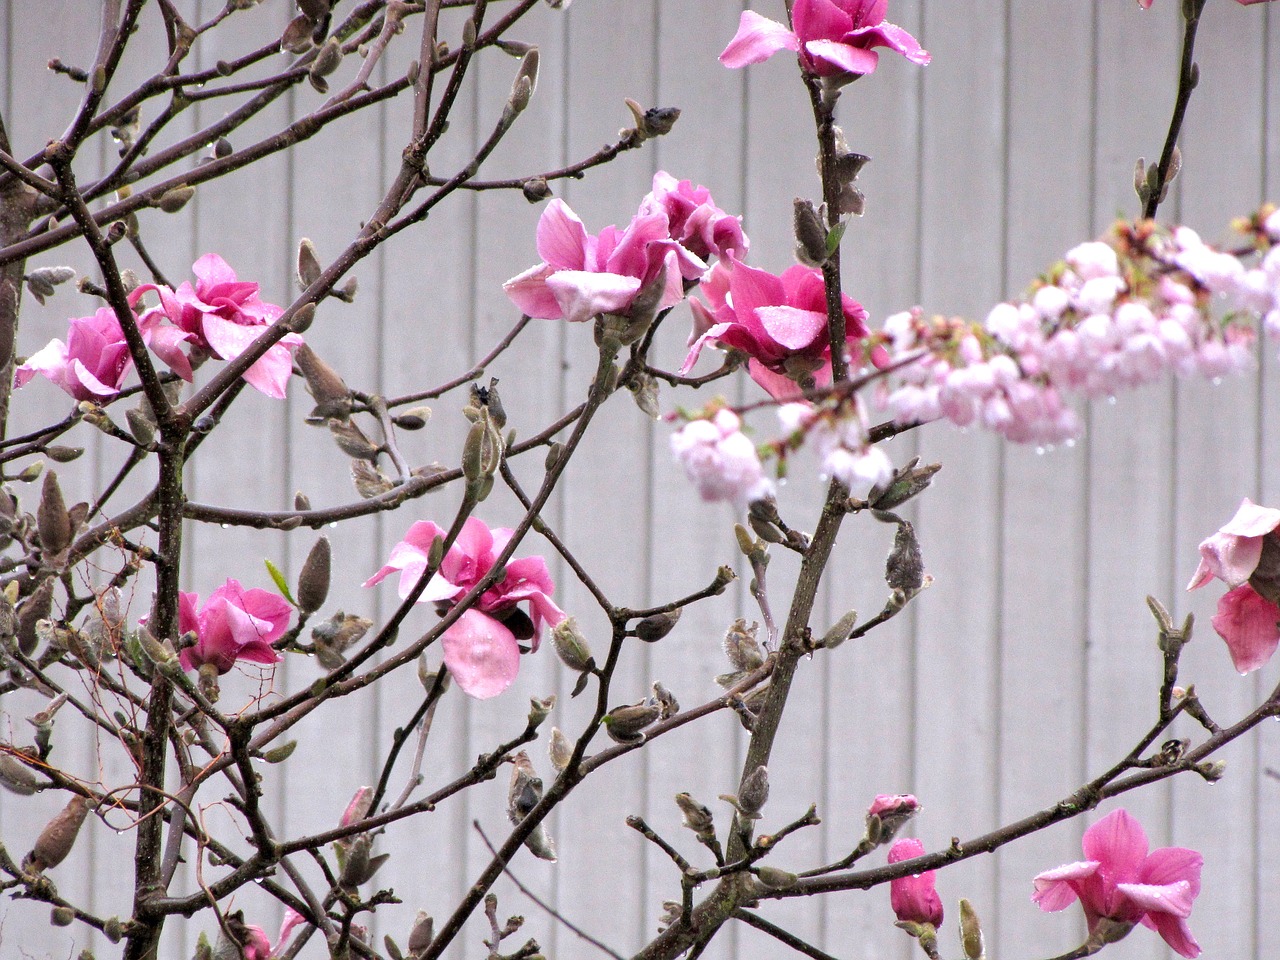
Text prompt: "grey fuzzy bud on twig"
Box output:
[[635, 608, 681, 643], [721, 765, 768, 820], [602, 703, 661, 744], [297, 536, 331, 614], [25, 795, 92, 871]]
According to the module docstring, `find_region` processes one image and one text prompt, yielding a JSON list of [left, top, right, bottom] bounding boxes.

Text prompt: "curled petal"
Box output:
[[1116, 880, 1196, 919], [804, 38, 880, 75], [1031, 860, 1099, 912], [536, 199, 590, 270], [719, 11, 799, 68], [545, 270, 642, 324]]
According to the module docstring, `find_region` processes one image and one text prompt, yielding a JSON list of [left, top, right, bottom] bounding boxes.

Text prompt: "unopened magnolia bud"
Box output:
[[394, 406, 431, 430], [821, 609, 858, 650], [296, 238, 323, 289], [137, 625, 178, 667], [865, 794, 919, 845], [38, 471, 71, 557], [311, 36, 343, 78], [730, 765, 769, 820], [528, 695, 556, 728], [122, 409, 156, 450], [522, 177, 552, 203], [885, 521, 924, 594], [1196, 759, 1227, 782], [18, 580, 56, 655], [287, 302, 316, 335], [0, 753, 40, 794], [508, 49, 539, 112], [674, 792, 714, 837], [755, 866, 797, 889], [872, 458, 941, 511], [27, 795, 92, 871], [793, 199, 829, 266], [552, 617, 592, 671], [407, 912, 434, 954], [261, 739, 297, 763], [156, 185, 196, 213], [297, 344, 351, 410], [297, 536, 331, 614], [51, 906, 75, 926], [635, 608, 681, 643], [958, 899, 984, 960], [548, 727, 573, 772], [602, 703, 660, 744]]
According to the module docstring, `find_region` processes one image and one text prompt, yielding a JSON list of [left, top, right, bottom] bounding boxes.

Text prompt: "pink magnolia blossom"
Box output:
[[1186, 498, 1280, 673], [640, 172, 748, 264], [683, 259, 869, 400], [504, 198, 706, 325], [670, 408, 775, 511], [177, 579, 290, 675], [1032, 808, 1203, 958], [721, 0, 930, 80], [276, 908, 307, 954], [15, 307, 135, 400], [131, 254, 303, 399], [888, 838, 943, 927], [866, 793, 919, 843], [364, 517, 566, 699]]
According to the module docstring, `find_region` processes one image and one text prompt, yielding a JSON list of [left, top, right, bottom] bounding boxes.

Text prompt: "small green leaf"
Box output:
[[264, 558, 297, 606], [825, 219, 848, 256]]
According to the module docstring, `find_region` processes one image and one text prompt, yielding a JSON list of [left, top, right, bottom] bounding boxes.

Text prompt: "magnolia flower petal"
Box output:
[[793, 0, 855, 41], [192, 252, 240, 289], [1031, 861, 1098, 911], [535, 199, 590, 269], [804, 38, 880, 75], [719, 10, 799, 68], [545, 270, 642, 324], [754, 305, 830, 352], [503, 263, 562, 319], [241, 339, 302, 400], [441, 609, 521, 699], [1138, 845, 1203, 895], [1211, 584, 1280, 673], [680, 320, 736, 375], [1144, 911, 1202, 959], [847, 22, 931, 65], [748, 358, 809, 402], [1116, 880, 1196, 919], [1219, 497, 1280, 538], [1189, 530, 1263, 589], [1082, 809, 1148, 878]]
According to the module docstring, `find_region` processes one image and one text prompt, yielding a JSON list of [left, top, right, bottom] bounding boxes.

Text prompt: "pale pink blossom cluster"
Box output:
[[670, 408, 775, 511], [778, 399, 893, 494], [877, 221, 1280, 445]]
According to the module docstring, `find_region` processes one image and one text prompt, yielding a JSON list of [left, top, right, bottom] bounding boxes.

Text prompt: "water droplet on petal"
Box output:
[[328, 521, 338, 528], [220, 523, 229, 529], [1107, 395, 1117, 405], [1036, 446, 1046, 456], [1211, 377, 1223, 386]]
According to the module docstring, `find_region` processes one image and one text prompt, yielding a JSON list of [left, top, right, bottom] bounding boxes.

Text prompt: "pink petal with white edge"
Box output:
[[545, 270, 641, 324], [1116, 880, 1196, 918], [1211, 584, 1280, 673], [441, 609, 521, 698], [847, 22, 932, 65], [1218, 497, 1280, 538], [719, 11, 798, 68], [1031, 860, 1098, 911], [754, 305, 829, 352], [804, 38, 880, 75], [503, 263, 562, 319], [1187, 529, 1262, 590]]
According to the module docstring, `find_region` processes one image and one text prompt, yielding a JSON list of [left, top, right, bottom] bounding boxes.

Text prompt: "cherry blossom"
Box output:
[[670, 408, 775, 511]]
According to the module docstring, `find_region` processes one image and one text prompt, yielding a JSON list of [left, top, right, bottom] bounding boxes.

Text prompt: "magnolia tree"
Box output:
[[0, 1, 1277, 959]]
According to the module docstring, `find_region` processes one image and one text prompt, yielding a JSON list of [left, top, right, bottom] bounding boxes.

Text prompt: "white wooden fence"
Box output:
[[1, 2, 1278, 958]]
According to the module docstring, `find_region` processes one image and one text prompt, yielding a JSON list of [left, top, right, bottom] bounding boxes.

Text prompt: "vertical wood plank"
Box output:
[[1168, 5, 1267, 959], [909, 1, 1008, 952], [1086, 4, 1179, 959], [995, 5, 1093, 957]]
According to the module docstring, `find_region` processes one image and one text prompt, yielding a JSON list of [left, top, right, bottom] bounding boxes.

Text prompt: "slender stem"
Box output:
[[1142, 0, 1207, 219], [732, 910, 843, 960]]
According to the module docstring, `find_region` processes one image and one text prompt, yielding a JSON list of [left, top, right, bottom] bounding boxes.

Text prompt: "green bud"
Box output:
[[958, 899, 984, 960], [755, 866, 797, 889], [551, 616, 592, 671]]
